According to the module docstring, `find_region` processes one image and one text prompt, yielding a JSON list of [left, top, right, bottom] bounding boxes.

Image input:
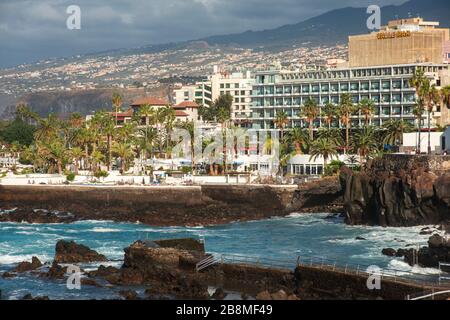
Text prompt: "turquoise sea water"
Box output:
[[0, 213, 440, 300]]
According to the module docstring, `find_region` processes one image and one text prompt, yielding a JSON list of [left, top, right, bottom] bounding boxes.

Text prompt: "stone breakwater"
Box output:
[[341, 155, 450, 227], [0, 178, 343, 226]]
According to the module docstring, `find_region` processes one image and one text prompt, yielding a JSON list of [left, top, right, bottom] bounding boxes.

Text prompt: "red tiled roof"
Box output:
[[109, 109, 133, 117], [175, 101, 199, 108], [175, 110, 189, 117], [131, 97, 169, 106]]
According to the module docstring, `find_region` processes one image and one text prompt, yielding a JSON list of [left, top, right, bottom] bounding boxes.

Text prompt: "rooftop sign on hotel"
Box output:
[[377, 30, 412, 40]]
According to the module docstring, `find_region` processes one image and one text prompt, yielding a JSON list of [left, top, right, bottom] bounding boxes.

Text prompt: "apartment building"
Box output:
[[250, 63, 449, 131], [173, 66, 255, 127]]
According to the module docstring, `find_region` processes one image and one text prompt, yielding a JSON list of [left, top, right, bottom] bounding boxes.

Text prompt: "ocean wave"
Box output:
[[90, 227, 123, 233], [387, 259, 441, 276], [0, 254, 50, 265]]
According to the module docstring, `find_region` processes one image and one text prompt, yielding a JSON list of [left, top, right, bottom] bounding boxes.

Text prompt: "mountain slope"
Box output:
[[200, 0, 450, 48]]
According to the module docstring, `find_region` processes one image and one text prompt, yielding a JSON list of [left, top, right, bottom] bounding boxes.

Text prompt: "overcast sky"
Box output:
[[0, 0, 408, 68]]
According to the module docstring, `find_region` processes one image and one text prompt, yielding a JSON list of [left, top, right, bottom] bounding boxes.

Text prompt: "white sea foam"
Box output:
[[387, 259, 441, 275], [91, 227, 122, 233], [0, 254, 50, 265]]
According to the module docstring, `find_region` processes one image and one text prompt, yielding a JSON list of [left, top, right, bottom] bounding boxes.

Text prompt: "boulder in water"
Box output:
[[13, 256, 42, 273], [54, 240, 107, 263]]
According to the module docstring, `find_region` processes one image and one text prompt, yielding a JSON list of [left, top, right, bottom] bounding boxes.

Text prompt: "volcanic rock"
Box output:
[[211, 288, 226, 300], [13, 256, 42, 273], [381, 248, 397, 257], [54, 240, 107, 263], [119, 290, 138, 300]]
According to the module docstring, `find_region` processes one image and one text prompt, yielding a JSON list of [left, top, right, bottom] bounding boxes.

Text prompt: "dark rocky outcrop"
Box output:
[[403, 234, 450, 269], [13, 257, 42, 273], [382, 248, 397, 257], [21, 294, 50, 300], [341, 155, 450, 227], [0, 182, 343, 226], [54, 240, 107, 263]]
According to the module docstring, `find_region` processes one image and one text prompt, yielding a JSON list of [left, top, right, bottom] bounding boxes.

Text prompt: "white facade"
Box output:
[[441, 127, 450, 154], [402, 132, 444, 154]]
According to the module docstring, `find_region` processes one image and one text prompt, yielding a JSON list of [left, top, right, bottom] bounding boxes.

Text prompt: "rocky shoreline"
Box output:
[[341, 155, 450, 227], [0, 179, 344, 226]]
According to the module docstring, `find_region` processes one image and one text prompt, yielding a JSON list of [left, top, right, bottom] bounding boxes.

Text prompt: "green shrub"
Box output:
[[324, 160, 345, 176], [66, 172, 76, 182], [181, 166, 192, 174], [94, 170, 109, 179]]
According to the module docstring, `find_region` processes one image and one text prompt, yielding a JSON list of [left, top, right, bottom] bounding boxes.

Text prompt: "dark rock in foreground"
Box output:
[[54, 240, 107, 263], [382, 248, 397, 257], [403, 234, 450, 269], [13, 257, 42, 273]]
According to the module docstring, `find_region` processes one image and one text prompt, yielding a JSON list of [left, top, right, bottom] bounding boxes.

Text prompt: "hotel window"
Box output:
[[276, 98, 283, 106], [392, 81, 401, 89], [403, 106, 412, 115], [331, 96, 339, 104], [352, 96, 359, 103], [276, 86, 283, 94], [382, 81, 390, 90], [404, 94, 415, 103], [382, 94, 390, 103], [372, 95, 380, 103], [392, 94, 401, 103], [285, 99, 292, 106], [265, 86, 274, 95], [361, 82, 369, 91], [331, 84, 339, 92], [235, 84, 239, 89], [235, 91, 239, 96], [220, 84, 224, 89], [293, 86, 301, 94], [361, 95, 369, 100], [241, 90, 245, 95], [371, 82, 380, 91], [302, 85, 310, 93], [226, 84, 230, 89], [294, 98, 301, 105], [321, 96, 329, 104], [312, 85, 320, 93], [350, 83, 359, 91], [374, 107, 381, 115], [392, 107, 401, 115], [382, 107, 390, 116], [321, 84, 329, 92], [284, 87, 292, 94], [341, 83, 349, 91]]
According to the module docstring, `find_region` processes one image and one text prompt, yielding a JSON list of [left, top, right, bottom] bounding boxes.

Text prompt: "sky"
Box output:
[[0, 0, 408, 68]]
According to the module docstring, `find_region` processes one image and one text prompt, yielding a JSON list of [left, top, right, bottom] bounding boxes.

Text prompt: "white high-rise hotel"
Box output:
[[174, 18, 450, 132]]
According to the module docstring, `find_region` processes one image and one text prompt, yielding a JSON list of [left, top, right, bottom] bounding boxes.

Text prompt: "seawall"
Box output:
[[0, 180, 343, 226]]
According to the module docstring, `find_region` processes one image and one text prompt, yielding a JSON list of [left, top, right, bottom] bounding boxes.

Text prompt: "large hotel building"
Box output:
[[174, 18, 450, 131], [250, 18, 450, 131]]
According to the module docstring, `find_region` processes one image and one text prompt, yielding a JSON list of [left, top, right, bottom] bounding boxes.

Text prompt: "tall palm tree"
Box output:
[[69, 147, 83, 175], [338, 93, 355, 152], [309, 138, 338, 167], [112, 92, 123, 126], [112, 142, 135, 174], [410, 68, 428, 154], [351, 127, 378, 165], [300, 98, 320, 140], [317, 128, 344, 148], [35, 114, 60, 143], [413, 102, 425, 154], [358, 98, 376, 127], [288, 127, 309, 154], [421, 82, 440, 154], [441, 85, 450, 109], [382, 119, 413, 147], [274, 111, 289, 141], [138, 104, 155, 158], [322, 103, 337, 129]]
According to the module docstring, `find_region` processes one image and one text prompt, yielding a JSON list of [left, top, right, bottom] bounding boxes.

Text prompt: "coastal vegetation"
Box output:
[[0, 80, 448, 178]]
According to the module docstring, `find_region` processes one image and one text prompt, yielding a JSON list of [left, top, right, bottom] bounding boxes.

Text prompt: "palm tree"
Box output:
[[300, 98, 320, 140], [69, 147, 83, 175], [317, 128, 344, 148], [382, 119, 413, 147], [288, 127, 309, 154], [112, 142, 135, 174], [413, 102, 425, 154], [338, 93, 355, 152], [46, 140, 66, 175], [274, 111, 289, 140], [309, 138, 338, 167], [358, 98, 376, 127], [410, 68, 428, 154], [441, 85, 450, 109], [421, 82, 440, 154], [180, 120, 196, 173], [139, 104, 155, 158], [112, 92, 123, 126], [351, 127, 378, 164], [35, 114, 60, 143], [322, 103, 337, 129]]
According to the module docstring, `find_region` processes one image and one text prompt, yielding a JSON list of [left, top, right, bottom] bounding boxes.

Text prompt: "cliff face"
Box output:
[[341, 155, 450, 227]]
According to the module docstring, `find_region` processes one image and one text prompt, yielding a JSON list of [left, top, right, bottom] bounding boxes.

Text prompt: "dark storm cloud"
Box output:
[[0, 0, 407, 67]]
